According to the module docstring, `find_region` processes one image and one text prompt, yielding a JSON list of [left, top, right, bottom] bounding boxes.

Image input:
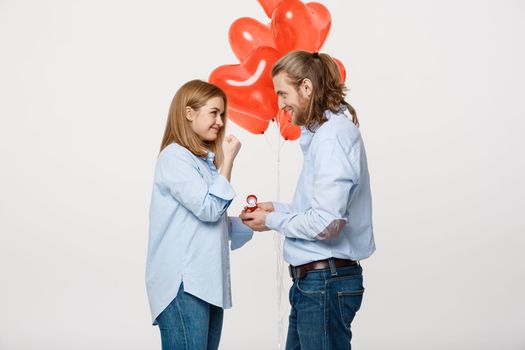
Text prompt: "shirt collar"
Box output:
[[199, 150, 215, 162], [299, 126, 314, 153], [298, 105, 347, 153]]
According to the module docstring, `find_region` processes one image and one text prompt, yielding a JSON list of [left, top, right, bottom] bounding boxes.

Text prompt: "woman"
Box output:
[[146, 79, 252, 349]]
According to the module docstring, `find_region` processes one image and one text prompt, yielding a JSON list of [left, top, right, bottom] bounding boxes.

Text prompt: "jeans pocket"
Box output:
[[296, 278, 325, 295], [337, 288, 364, 329]]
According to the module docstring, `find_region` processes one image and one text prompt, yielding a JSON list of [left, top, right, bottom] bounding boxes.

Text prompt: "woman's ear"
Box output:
[[185, 106, 194, 122]]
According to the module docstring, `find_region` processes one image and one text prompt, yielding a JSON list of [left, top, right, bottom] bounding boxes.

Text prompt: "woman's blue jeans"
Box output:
[[156, 283, 224, 350]]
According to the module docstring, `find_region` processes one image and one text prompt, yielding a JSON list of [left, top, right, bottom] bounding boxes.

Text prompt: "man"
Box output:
[[240, 50, 376, 350]]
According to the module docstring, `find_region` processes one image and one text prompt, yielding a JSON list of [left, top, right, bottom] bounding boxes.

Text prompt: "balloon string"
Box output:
[[263, 133, 277, 154], [278, 111, 292, 139], [273, 116, 286, 349]]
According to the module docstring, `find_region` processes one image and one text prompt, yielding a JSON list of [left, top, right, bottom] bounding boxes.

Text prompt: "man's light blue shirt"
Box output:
[[266, 109, 376, 266], [146, 143, 252, 324]]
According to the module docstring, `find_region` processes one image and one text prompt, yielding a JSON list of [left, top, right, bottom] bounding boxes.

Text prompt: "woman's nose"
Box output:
[[216, 116, 224, 127]]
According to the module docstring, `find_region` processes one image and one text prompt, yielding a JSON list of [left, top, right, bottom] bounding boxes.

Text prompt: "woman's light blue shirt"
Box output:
[[146, 143, 252, 324]]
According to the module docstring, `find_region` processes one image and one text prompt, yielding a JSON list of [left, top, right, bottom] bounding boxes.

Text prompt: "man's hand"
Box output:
[[243, 201, 274, 213], [256, 201, 274, 212], [239, 208, 270, 232]]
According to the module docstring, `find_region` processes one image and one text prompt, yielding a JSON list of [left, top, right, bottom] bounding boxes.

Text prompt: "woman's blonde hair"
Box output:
[[160, 80, 228, 168], [271, 50, 359, 131]]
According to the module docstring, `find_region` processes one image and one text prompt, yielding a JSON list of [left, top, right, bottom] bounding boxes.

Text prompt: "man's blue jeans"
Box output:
[[156, 283, 223, 350], [286, 263, 364, 350]]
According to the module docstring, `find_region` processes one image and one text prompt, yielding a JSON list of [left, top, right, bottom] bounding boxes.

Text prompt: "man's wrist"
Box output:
[[265, 211, 278, 231]]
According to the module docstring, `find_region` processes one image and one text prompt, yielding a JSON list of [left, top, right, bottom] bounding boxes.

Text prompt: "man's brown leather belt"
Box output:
[[288, 258, 358, 279]]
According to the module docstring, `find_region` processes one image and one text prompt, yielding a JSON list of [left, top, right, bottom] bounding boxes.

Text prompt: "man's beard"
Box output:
[[292, 96, 310, 125]]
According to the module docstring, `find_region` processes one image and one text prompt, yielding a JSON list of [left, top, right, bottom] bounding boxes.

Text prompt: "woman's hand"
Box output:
[[220, 135, 241, 181], [223, 135, 241, 161]]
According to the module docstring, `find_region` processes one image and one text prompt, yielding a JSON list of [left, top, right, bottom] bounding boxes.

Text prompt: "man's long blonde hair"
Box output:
[[271, 50, 359, 132], [160, 80, 228, 168]]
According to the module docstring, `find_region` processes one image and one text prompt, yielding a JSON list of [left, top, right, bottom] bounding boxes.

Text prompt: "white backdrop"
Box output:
[[1, 0, 524, 349]]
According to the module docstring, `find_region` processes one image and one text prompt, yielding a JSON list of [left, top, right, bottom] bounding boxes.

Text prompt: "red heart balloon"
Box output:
[[229, 17, 275, 62], [276, 109, 300, 140], [303, 2, 331, 48], [225, 110, 270, 135], [257, 0, 284, 18], [333, 57, 346, 82], [209, 47, 281, 135], [271, 0, 331, 55]]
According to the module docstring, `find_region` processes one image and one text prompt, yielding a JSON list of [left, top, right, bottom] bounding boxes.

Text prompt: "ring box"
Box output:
[[246, 194, 258, 212]]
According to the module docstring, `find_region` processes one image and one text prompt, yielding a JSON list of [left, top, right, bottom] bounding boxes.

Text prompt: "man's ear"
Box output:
[[300, 78, 313, 98], [185, 106, 194, 121]]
